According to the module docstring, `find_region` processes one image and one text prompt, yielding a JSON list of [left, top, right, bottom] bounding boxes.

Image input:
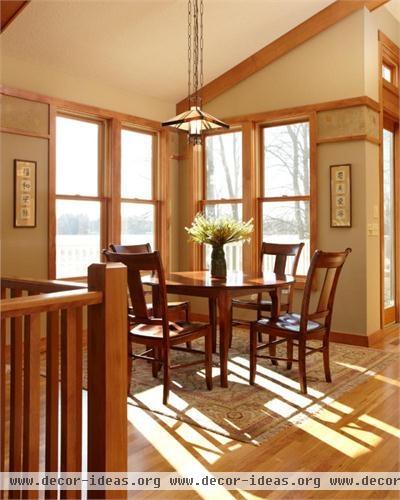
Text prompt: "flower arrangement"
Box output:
[[185, 213, 254, 277]]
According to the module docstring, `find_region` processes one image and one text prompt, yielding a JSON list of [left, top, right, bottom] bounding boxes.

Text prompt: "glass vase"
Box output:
[[210, 245, 227, 278]]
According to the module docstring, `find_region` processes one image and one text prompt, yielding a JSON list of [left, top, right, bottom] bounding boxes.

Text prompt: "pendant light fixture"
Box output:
[[162, 0, 229, 145]]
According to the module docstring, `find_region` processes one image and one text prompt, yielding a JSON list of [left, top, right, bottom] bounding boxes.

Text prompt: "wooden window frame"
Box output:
[[378, 31, 400, 327], [258, 115, 317, 279], [119, 125, 159, 252], [201, 127, 244, 271], [54, 112, 107, 280]]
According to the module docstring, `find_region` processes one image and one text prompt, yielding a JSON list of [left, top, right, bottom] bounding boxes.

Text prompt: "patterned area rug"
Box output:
[[118, 330, 398, 445]]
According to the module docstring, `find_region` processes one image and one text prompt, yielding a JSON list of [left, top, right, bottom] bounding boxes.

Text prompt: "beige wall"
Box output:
[[205, 10, 365, 119], [1, 132, 48, 279], [177, 6, 400, 337], [1, 55, 175, 122]]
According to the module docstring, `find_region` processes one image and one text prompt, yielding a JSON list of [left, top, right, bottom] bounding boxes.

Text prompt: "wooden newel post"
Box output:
[[87, 263, 127, 498]]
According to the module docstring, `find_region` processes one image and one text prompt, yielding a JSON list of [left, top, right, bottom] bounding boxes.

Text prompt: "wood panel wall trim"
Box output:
[[366, 0, 390, 11], [316, 134, 381, 145], [176, 1, 376, 112], [0, 1, 30, 33], [0, 127, 50, 140], [223, 96, 380, 125], [0, 85, 161, 130], [242, 122, 258, 275], [159, 129, 172, 271]]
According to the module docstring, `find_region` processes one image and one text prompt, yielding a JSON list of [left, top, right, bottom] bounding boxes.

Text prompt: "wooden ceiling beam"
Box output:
[[1, 0, 30, 33], [365, 0, 390, 12], [176, 0, 390, 113]]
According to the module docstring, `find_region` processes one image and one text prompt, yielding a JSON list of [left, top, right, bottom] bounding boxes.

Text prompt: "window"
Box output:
[[120, 128, 156, 248], [203, 131, 243, 271], [261, 122, 311, 275], [55, 115, 103, 278], [383, 128, 395, 310], [382, 64, 393, 83]]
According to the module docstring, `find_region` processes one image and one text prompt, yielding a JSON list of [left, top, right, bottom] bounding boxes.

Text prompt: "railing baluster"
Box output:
[[45, 311, 60, 482], [22, 312, 41, 499], [9, 289, 23, 476], [61, 307, 82, 498], [0, 287, 6, 473]]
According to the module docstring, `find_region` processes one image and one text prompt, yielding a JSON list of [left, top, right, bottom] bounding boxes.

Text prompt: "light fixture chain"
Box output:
[[193, 0, 199, 107], [188, 0, 192, 106], [199, 0, 203, 107]]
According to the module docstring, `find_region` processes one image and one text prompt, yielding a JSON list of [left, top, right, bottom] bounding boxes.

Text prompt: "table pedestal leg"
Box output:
[[268, 288, 282, 366], [208, 298, 217, 353], [218, 291, 232, 388]]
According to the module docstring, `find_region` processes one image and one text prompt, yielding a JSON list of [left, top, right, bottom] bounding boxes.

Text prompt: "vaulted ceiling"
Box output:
[[1, 0, 399, 104]]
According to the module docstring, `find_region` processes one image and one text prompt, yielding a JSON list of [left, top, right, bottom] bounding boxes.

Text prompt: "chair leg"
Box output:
[[323, 336, 332, 383], [185, 304, 192, 349], [127, 340, 133, 396], [162, 347, 170, 405], [229, 306, 233, 348], [249, 323, 258, 385], [286, 339, 293, 370], [269, 335, 278, 365], [257, 310, 263, 342], [205, 329, 213, 390], [298, 339, 307, 394], [152, 346, 161, 378]]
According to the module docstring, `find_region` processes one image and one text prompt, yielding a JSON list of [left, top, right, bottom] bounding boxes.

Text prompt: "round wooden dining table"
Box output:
[[142, 270, 295, 388]]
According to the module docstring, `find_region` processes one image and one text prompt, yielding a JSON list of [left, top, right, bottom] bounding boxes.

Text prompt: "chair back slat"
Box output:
[[300, 248, 352, 332], [103, 251, 169, 331], [260, 242, 305, 312], [260, 242, 305, 276], [110, 243, 152, 254]]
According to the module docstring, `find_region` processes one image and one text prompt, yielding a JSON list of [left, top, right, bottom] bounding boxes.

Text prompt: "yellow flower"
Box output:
[[185, 213, 254, 246]]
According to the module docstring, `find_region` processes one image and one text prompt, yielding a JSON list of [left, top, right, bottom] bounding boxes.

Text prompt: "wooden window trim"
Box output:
[[120, 126, 159, 253], [201, 128, 244, 271], [378, 31, 400, 327], [259, 115, 317, 279], [53, 112, 106, 280]]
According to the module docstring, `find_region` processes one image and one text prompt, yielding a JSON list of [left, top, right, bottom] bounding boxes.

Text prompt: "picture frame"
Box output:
[[330, 164, 351, 228], [14, 159, 37, 228]]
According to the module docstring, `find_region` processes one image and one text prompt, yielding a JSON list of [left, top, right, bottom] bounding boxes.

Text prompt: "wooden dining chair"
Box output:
[[107, 243, 190, 322], [249, 248, 351, 394], [233, 242, 304, 320], [104, 250, 213, 404], [231, 242, 304, 346]]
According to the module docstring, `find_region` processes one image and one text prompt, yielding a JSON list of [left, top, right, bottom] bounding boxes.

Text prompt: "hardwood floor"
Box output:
[[125, 324, 400, 499], [2, 325, 399, 499]]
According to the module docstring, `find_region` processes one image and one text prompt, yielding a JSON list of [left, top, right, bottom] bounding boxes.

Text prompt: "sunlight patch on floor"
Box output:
[[341, 425, 383, 447], [322, 397, 353, 414], [174, 424, 224, 464], [127, 405, 235, 499], [295, 416, 371, 457], [358, 414, 400, 438]]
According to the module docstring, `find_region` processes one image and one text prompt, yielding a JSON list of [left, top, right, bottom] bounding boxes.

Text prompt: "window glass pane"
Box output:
[[56, 116, 99, 196], [204, 203, 243, 272], [263, 122, 310, 197], [205, 132, 242, 199], [383, 129, 395, 308], [56, 200, 100, 278], [262, 201, 310, 275], [121, 130, 153, 199], [121, 203, 155, 248], [382, 65, 392, 83]]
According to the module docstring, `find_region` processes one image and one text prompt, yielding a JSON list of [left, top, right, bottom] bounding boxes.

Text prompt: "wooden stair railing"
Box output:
[[0, 263, 128, 499]]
